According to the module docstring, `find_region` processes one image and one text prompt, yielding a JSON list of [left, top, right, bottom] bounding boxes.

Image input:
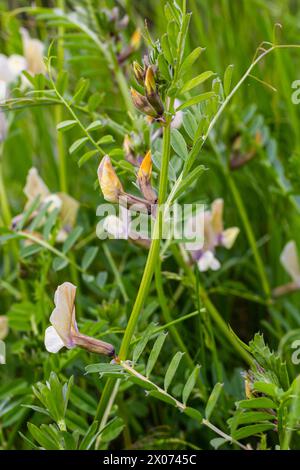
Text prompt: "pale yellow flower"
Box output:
[[185, 198, 239, 272], [280, 241, 300, 285], [21, 28, 46, 76], [98, 155, 124, 203], [45, 282, 115, 356], [0, 316, 8, 341]]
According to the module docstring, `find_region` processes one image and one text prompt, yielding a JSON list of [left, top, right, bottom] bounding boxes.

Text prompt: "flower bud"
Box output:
[[137, 151, 157, 204], [98, 155, 124, 203], [144, 66, 156, 95], [144, 66, 164, 116], [133, 61, 145, 86], [130, 88, 157, 117], [130, 29, 141, 50], [138, 150, 152, 181]]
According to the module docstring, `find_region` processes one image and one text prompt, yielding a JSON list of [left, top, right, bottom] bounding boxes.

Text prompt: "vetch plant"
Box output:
[[1, 0, 300, 453]]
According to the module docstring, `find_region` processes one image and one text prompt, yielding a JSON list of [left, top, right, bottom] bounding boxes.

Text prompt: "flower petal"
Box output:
[[24, 167, 50, 205], [98, 156, 124, 203], [211, 198, 224, 235], [0, 315, 8, 341], [44, 326, 65, 353], [280, 241, 300, 283], [21, 28, 46, 75], [171, 99, 183, 129], [222, 227, 240, 249], [198, 251, 221, 272], [7, 54, 27, 80], [50, 282, 77, 347], [103, 215, 129, 239]]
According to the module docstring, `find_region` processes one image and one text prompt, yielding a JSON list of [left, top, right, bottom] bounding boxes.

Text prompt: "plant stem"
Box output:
[[95, 118, 172, 423], [119, 123, 172, 360], [227, 172, 271, 297], [171, 245, 253, 365], [183, 44, 300, 175], [155, 262, 207, 399], [0, 143, 12, 227], [103, 243, 128, 303], [202, 419, 249, 450], [56, 0, 67, 193], [94, 0, 187, 428]]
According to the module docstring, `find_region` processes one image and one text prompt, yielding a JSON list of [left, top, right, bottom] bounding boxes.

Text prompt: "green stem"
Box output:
[[183, 44, 300, 175], [95, 120, 172, 423], [56, 0, 67, 193], [94, 0, 185, 428], [0, 144, 12, 226], [171, 245, 253, 365], [155, 262, 207, 399], [227, 173, 270, 297], [119, 123, 172, 360], [103, 244, 128, 303]]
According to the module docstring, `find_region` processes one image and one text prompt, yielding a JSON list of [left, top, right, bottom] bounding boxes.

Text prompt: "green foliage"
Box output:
[[1, 0, 300, 452]]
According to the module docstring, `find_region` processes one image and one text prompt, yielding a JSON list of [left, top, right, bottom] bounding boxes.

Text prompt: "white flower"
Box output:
[[198, 251, 221, 272], [0, 53, 26, 84], [0, 316, 9, 341], [45, 282, 115, 356], [7, 54, 27, 80], [171, 99, 183, 129], [0, 30, 45, 99], [280, 241, 300, 285], [184, 198, 239, 272], [98, 155, 124, 203], [21, 28, 46, 76], [103, 206, 130, 239]]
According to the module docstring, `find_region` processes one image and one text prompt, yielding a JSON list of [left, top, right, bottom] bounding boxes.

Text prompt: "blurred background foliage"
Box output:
[[1, 0, 300, 450]]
